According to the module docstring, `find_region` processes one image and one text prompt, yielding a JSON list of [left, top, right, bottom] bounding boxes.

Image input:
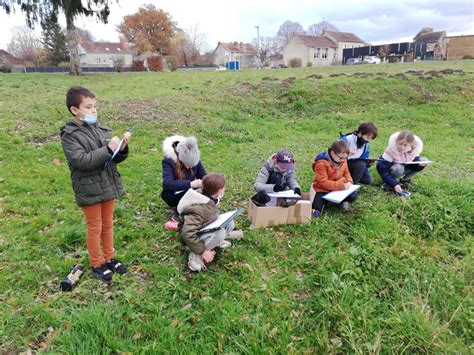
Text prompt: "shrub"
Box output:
[[112, 56, 125, 72], [306, 61, 313, 67], [132, 60, 145, 72], [166, 55, 179, 71], [462, 55, 473, 60], [147, 55, 164, 72], [289, 57, 302, 68], [0, 66, 12, 73], [57, 61, 69, 68]]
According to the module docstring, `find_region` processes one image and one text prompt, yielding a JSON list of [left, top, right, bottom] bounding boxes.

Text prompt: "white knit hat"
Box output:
[[176, 136, 200, 167]]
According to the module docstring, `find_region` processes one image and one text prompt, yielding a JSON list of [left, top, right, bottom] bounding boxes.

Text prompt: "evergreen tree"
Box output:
[[41, 14, 69, 66]]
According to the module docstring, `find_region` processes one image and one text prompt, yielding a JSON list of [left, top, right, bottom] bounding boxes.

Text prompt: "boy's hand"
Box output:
[[394, 184, 403, 194], [344, 182, 353, 190], [202, 250, 215, 263], [120, 131, 132, 151], [108, 136, 121, 151], [190, 179, 202, 189]]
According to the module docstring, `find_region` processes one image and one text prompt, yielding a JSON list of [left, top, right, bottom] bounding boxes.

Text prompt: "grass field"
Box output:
[[0, 61, 473, 353]]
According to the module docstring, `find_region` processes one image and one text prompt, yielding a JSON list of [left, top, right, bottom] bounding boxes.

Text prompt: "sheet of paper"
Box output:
[[397, 160, 433, 165], [267, 190, 301, 199], [198, 208, 243, 234], [322, 185, 361, 204], [103, 137, 125, 169]]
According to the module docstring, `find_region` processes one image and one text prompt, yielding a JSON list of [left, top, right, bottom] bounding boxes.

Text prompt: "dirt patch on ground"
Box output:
[[30, 134, 60, 146], [233, 82, 255, 93], [410, 83, 421, 91], [281, 77, 296, 87], [105, 98, 196, 124], [306, 73, 323, 79]]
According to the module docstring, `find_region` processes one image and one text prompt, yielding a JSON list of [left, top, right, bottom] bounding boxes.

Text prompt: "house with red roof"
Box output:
[[213, 42, 258, 68], [0, 49, 21, 66], [78, 40, 133, 67], [283, 30, 366, 67]]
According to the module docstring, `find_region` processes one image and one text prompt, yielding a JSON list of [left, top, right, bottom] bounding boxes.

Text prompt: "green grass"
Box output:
[[0, 61, 473, 353]]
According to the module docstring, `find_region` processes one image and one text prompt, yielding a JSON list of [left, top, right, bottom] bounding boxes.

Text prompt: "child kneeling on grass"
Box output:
[[376, 130, 428, 198], [254, 149, 301, 195], [311, 140, 357, 217], [177, 173, 243, 272], [60, 86, 130, 282], [339, 121, 378, 185]]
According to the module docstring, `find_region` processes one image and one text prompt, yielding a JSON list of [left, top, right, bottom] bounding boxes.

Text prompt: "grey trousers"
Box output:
[[390, 162, 425, 182], [199, 220, 235, 250]]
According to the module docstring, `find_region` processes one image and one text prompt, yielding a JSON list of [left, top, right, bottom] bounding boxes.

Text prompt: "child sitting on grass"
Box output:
[[377, 130, 428, 197], [60, 86, 130, 282], [161, 135, 206, 227], [254, 149, 301, 195], [339, 121, 378, 185], [311, 140, 357, 217], [177, 173, 243, 272]]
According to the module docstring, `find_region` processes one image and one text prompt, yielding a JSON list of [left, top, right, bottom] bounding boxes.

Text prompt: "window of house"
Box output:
[[314, 48, 320, 59], [322, 48, 328, 59]]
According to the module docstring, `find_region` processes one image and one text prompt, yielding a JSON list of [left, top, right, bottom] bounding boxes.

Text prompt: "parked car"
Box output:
[[272, 63, 288, 69], [363, 56, 381, 64], [345, 58, 360, 65]]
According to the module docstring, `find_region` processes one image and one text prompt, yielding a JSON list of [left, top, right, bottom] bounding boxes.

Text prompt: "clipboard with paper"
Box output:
[[197, 208, 244, 235], [103, 126, 137, 170], [322, 184, 361, 204]]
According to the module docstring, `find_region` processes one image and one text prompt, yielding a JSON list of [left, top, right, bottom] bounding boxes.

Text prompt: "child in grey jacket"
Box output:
[[254, 150, 301, 195]]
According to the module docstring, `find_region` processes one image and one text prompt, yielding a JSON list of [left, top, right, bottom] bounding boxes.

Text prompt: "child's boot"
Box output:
[[188, 252, 205, 272], [226, 230, 244, 240]]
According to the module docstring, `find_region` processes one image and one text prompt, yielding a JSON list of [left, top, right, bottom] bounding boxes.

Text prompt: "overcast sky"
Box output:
[[0, 0, 473, 50]]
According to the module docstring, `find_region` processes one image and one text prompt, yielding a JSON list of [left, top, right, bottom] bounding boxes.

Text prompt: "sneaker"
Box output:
[[226, 230, 244, 240], [341, 201, 351, 211], [91, 263, 113, 282], [396, 190, 411, 199], [188, 252, 205, 272], [312, 210, 321, 218], [219, 240, 232, 249], [164, 220, 179, 231], [106, 258, 127, 274]]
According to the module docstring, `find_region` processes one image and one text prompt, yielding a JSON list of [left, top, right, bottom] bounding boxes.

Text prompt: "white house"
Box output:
[[283, 31, 366, 67], [213, 42, 258, 68], [78, 40, 133, 67]]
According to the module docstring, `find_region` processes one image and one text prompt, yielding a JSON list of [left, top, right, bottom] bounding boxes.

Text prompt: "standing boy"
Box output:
[[60, 86, 131, 282]]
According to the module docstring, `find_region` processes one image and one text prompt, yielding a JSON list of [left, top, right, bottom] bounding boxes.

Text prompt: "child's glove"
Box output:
[[294, 188, 301, 195], [273, 184, 285, 192]]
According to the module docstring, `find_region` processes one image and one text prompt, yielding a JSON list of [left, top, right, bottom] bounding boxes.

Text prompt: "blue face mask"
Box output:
[[78, 109, 97, 125]]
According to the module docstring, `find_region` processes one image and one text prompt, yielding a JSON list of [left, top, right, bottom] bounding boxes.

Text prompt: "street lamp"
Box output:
[[255, 25, 260, 68]]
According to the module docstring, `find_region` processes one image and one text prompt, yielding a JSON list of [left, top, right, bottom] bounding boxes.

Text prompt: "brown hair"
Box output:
[[396, 131, 415, 144], [330, 140, 350, 154], [356, 121, 378, 139], [202, 173, 226, 196], [171, 141, 186, 180], [66, 86, 95, 115]]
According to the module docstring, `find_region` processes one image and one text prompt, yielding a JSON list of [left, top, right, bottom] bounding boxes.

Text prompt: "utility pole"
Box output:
[[255, 25, 260, 68]]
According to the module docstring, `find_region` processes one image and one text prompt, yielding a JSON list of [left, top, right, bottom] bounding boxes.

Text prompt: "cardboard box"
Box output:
[[248, 192, 312, 229]]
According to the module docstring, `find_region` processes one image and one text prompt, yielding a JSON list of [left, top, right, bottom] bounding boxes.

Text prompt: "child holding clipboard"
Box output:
[[177, 173, 243, 272]]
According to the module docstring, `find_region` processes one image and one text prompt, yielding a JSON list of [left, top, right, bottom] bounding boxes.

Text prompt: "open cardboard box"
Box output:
[[248, 192, 312, 229]]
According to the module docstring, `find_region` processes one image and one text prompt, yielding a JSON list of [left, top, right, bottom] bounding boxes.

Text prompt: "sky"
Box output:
[[0, 0, 473, 51]]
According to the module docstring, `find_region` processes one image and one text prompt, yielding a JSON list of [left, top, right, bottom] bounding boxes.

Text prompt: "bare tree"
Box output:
[[276, 20, 304, 50], [2, 0, 116, 75], [7, 26, 42, 65], [307, 20, 339, 36], [252, 36, 277, 67], [171, 24, 209, 66]]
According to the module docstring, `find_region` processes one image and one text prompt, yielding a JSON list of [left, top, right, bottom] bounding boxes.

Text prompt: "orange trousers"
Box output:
[[82, 199, 115, 268]]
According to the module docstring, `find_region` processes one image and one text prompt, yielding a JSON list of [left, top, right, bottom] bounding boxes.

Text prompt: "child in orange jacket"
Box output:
[[311, 140, 357, 217]]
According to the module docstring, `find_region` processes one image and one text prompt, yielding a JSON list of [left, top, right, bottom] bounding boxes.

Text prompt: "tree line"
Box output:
[[2, 1, 337, 74]]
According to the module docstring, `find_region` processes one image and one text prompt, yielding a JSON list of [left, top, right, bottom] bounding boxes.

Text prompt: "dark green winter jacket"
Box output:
[[60, 121, 128, 207]]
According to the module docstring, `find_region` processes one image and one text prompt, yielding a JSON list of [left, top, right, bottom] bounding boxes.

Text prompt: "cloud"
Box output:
[[0, 0, 472, 50]]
